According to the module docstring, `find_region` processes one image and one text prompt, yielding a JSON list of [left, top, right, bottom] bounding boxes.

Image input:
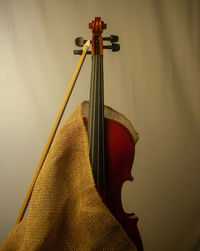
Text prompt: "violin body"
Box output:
[[84, 117, 143, 251]]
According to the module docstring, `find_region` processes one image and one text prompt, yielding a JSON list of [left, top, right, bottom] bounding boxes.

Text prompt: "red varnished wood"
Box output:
[[84, 117, 143, 251]]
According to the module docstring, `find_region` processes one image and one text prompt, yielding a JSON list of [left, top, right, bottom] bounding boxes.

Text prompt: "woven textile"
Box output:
[[0, 102, 138, 251]]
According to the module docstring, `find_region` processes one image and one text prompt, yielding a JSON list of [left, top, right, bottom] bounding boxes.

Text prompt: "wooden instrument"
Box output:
[[75, 17, 143, 251]]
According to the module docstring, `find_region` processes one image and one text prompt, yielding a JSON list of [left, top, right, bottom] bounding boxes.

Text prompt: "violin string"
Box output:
[[93, 54, 99, 186], [88, 55, 94, 161], [96, 54, 100, 188], [100, 54, 105, 190]]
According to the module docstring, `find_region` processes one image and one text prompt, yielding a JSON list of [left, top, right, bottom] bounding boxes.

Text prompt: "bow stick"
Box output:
[[15, 40, 90, 225]]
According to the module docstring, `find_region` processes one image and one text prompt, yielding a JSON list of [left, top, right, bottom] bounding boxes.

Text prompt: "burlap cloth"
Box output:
[[0, 101, 138, 251]]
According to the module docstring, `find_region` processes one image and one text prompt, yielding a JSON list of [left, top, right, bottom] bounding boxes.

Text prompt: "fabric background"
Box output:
[[0, 1, 200, 251]]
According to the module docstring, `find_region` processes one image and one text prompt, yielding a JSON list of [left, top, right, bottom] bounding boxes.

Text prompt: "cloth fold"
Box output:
[[0, 102, 137, 251]]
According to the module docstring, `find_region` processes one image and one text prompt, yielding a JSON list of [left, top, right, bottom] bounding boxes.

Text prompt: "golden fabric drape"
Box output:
[[0, 102, 138, 251]]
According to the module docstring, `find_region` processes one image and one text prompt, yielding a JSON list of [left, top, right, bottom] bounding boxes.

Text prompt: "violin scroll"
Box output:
[[89, 17, 107, 33]]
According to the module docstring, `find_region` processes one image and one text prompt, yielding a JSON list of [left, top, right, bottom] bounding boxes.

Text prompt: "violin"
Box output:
[[74, 17, 143, 251]]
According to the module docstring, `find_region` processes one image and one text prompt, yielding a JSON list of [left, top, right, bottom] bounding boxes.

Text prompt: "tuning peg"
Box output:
[[74, 50, 91, 55], [75, 37, 88, 47], [103, 35, 119, 43], [103, 43, 120, 52]]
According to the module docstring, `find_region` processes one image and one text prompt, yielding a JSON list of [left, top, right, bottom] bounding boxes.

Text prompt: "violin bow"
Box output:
[[15, 40, 90, 225]]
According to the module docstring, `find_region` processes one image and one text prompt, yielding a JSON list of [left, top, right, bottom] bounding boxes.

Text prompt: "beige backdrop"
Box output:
[[0, 1, 200, 251]]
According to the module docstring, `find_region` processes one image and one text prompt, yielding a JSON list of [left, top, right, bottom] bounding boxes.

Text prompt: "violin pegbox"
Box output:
[[74, 17, 120, 55]]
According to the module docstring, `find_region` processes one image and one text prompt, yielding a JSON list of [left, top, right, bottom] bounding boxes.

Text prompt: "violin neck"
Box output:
[[88, 54, 106, 190]]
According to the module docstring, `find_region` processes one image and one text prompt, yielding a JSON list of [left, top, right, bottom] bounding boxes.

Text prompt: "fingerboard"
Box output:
[[88, 53, 105, 190]]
